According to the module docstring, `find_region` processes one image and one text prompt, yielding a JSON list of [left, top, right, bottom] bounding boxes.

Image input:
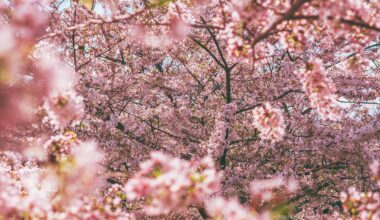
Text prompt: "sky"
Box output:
[[58, 0, 105, 15]]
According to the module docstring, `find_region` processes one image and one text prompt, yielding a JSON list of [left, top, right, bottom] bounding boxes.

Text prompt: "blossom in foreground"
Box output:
[[44, 90, 85, 128], [252, 103, 285, 142], [340, 187, 380, 219], [206, 196, 256, 220], [0, 0, 49, 130], [370, 160, 380, 187], [43, 131, 79, 162], [124, 152, 221, 215], [297, 59, 342, 121], [250, 176, 298, 210], [0, 138, 134, 219]]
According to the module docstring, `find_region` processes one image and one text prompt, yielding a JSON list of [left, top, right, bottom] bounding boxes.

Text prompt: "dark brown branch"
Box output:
[[191, 37, 226, 69], [236, 89, 304, 114], [250, 0, 310, 47], [72, 6, 78, 71], [290, 15, 380, 32], [201, 17, 229, 69], [197, 207, 208, 219]]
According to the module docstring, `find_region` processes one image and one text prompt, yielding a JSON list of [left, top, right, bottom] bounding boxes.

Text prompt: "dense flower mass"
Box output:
[[207, 103, 237, 155], [0, 140, 130, 219], [124, 152, 221, 215], [0, 0, 380, 219]]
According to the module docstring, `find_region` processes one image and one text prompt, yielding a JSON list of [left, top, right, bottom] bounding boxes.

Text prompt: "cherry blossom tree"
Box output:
[[1, 0, 380, 219]]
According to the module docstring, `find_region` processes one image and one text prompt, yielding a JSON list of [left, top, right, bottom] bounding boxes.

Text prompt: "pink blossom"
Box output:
[[340, 187, 380, 219], [297, 59, 342, 121], [1, 0, 380, 219], [252, 103, 285, 142], [370, 160, 380, 187], [206, 197, 255, 220], [44, 90, 85, 128], [124, 152, 221, 215], [168, 17, 191, 41]]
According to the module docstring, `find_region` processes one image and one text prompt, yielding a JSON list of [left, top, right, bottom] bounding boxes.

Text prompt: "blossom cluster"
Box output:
[[340, 187, 380, 219], [0, 0, 84, 136], [370, 160, 380, 187], [0, 0, 49, 129], [250, 176, 299, 205], [206, 197, 257, 220], [0, 136, 133, 219], [43, 90, 85, 129], [206, 176, 298, 220], [222, 22, 253, 62], [43, 131, 79, 163], [207, 103, 237, 154], [124, 151, 221, 215], [1, 0, 380, 219], [297, 59, 342, 121], [252, 103, 285, 142]]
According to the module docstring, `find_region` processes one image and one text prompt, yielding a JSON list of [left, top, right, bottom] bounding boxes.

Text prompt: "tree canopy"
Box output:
[[1, 0, 380, 219]]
